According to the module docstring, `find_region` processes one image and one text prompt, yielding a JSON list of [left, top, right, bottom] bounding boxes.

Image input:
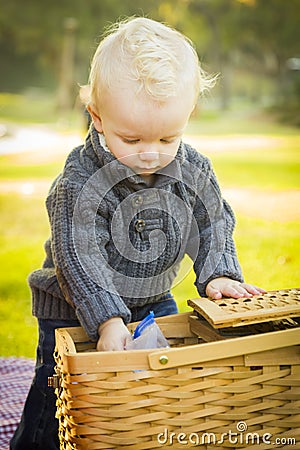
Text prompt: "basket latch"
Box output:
[[48, 370, 61, 389]]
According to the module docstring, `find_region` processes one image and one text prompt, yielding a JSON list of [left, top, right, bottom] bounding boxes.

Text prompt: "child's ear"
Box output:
[[87, 104, 103, 133]]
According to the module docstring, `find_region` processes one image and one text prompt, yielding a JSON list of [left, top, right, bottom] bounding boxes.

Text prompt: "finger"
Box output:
[[240, 283, 266, 295], [97, 339, 124, 352], [221, 285, 253, 299], [254, 286, 267, 294], [206, 285, 223, 300], [207, 283, 249, 299]]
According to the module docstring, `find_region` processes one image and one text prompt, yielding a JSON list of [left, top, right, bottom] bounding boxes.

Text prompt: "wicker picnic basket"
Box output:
[[52, 288, 300, 449]]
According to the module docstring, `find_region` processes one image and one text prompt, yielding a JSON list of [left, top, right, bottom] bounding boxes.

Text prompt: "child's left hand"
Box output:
[[206, 277, 266, 300]]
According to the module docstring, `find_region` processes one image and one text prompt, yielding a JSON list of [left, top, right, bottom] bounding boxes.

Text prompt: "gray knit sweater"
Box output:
[[29, 125, 243, 340]]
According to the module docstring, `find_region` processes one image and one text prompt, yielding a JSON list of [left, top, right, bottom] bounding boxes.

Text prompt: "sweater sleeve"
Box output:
[[47, 177, 131, 341], [191, 158, 244, 297]]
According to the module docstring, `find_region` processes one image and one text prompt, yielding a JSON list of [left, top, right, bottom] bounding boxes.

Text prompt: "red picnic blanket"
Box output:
[[0, 357, 35, 450]]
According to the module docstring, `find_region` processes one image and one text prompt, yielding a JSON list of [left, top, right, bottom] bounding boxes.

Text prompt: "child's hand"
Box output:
[[97, 317, 131, 351], [206, 277, 266, 300]]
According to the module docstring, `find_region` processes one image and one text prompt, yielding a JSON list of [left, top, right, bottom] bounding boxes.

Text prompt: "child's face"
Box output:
[[88, 86, 195, 181]]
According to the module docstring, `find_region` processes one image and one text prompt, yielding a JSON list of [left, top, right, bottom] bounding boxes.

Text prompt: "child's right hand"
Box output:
[[97, 317, 131, 351]]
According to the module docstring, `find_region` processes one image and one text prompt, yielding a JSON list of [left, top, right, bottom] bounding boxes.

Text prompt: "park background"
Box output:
[[0, 0, 299, 357]]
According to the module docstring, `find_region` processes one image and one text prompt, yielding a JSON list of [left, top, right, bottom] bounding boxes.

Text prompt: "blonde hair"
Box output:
[[89, 17, 215, 106]]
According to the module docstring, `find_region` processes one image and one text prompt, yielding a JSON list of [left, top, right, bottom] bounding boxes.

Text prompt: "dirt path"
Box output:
[[1, 180, 299, 222], [0, 124, 82, 162], [223, 188, 300, 222], [185, 134, 283, 153], [0, 127, 299, 222]]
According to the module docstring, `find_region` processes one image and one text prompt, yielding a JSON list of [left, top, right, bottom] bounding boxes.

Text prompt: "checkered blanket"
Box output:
[[0, 357, 35, 450]]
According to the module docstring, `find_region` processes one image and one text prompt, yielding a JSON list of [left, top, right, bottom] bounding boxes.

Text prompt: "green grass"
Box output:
[[187, 106, 300, 136], [213, 157, 300, 190], [186, 113, 300, 191], [0, 92, 58, 124], [234, 216, 300, 289], [210, 138, 300, 190], [0, 194, 49, 356], [0, 91, 83, 127], [173, 216, 300, 313], [0, 99, 299, 357], [0, 160, 63, 180]]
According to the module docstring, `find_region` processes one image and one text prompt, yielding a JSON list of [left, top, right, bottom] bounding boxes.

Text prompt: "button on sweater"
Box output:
[[29, 126, 243, 341]]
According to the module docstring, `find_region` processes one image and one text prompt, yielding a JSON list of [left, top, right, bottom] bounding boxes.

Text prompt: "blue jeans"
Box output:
[[10, 296, 177, 450]]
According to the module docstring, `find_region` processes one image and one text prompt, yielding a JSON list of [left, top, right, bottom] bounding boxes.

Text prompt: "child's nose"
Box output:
[[139, 146, 159, 162]]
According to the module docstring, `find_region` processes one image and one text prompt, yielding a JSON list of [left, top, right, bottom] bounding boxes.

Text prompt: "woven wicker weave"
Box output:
[[188, 288, 300, 328], [53, 306, 300, 450]]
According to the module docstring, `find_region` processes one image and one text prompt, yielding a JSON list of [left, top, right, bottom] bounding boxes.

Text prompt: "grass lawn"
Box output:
[[0, 194, 48, 356], [173, 216, 300, 312], [0, 99, 299, 357], [211, 146, 300, 191]]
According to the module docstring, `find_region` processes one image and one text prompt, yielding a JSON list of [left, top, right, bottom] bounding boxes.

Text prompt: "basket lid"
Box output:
[[187, 288, 300, 328]]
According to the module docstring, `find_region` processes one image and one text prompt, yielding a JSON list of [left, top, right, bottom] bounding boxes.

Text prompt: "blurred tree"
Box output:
[[0, 0, 299, 117], [159, 0, 300, 110], [0, 0, 159, 94], [57, 18, 78, 114], [237, 0, 300, 102], [154, 0, 243, 109], [186, 0, 238, 109]]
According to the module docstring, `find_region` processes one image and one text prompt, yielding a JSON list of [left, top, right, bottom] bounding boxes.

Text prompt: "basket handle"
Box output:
[[148, 327, 300, 370], [55, 327, 78, 354]]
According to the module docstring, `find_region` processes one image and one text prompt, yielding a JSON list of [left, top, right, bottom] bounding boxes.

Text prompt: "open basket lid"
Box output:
[[187, 288, 300, 328]]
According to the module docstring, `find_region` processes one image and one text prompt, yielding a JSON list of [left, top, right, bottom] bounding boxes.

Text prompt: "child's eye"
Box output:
[[160, 138, 173, 144], [123, 138, 139, 144]]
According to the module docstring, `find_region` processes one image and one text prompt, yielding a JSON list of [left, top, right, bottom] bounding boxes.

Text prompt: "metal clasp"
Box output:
[[48, 373, 60, 389]]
